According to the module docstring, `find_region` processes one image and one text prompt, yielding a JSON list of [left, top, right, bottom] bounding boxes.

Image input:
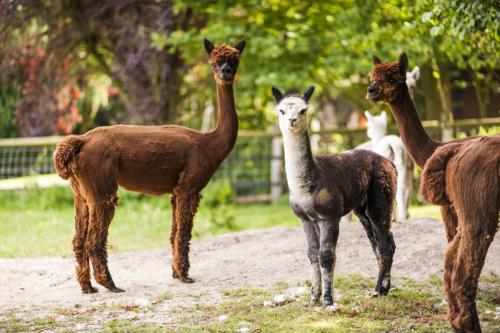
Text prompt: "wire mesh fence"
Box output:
[[0, 118, 498, 199]]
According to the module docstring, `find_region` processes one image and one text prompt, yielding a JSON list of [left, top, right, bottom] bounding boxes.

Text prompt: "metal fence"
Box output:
[[1, 117, 499, 200]]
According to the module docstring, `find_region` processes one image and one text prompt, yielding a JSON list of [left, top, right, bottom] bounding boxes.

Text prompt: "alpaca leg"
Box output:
[[318, 220, 340, 306], [441, 204, 458, 242], [86, 196, 123, 292], [356, 207, 395, 296], [396, 168, 408, 221], [71, 187, 95, 293], [169, 194, 179, 278], [403, 164, 413, 219], [301, 220, 321, 304], [172, 193, 201, 283], [367, 195, 396, 296], [447, 220, 495, 332], [443, 231, 462, 332], [354, 207, 378, 256]]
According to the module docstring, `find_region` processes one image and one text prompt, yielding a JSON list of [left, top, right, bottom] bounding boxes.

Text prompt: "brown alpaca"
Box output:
[[367, 53, 499, 333], [53, 39, 245, 293]]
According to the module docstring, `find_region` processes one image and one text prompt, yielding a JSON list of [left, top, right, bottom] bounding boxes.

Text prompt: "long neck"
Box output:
[[208, 82, 239, 163], [282, 130, 318, 193], [389, 87, 440, 168], [370, 131, 384, 148]]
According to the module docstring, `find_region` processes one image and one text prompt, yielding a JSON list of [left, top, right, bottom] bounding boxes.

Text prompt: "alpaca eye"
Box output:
[[279, 110, 285, 115], [299, 109, 307, 115], [388, 78, 397, 84]]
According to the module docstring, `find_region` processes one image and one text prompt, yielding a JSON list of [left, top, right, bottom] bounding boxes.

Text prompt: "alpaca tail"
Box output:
[[53, 135, 85, 180], [420, 144, 458, 205]]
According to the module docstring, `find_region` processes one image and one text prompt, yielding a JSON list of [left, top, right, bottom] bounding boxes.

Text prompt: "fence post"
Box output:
[[270, 131, 282, 204]]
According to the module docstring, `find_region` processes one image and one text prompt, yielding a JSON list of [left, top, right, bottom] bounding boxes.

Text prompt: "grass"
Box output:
[[0, 184, 441, 257], [170, 274, 500, 333], [2, 274, 497, 332]]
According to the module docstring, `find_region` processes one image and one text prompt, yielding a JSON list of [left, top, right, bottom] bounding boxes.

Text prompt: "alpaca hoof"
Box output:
[[108, 286, 125, 293], [323, 296, 334, 306], [371, 288, 388, 297], [172, 271, 179, 279], [179, 275, 195, 283], [310, 296, 321, 305], [82, 286, 98, 294]]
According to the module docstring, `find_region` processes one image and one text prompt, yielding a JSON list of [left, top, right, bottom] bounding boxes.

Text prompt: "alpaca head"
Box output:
[[204, 38, 246, 85], [272, 86, 315, 134], [364, 110, 388, 142], [366, 53, 409, 103], [405, 66, 420, 95]]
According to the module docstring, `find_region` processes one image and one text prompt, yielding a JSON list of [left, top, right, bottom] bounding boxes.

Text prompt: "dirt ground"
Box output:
[[1, 218, 499, 326]]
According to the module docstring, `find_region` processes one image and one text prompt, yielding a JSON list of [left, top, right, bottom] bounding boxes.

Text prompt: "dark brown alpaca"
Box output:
[[367, 53, 499, 333], [53, 39, 245, 293], [273, 86, 397, 306]]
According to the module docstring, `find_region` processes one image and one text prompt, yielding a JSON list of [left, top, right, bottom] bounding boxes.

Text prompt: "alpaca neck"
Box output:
[[282, 130, 317, 195], [208, 82, 238, 163], [389, 87, 440, 168], [369, 132, 385, 149]]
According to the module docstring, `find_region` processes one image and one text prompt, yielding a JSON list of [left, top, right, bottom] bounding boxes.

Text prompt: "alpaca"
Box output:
[[367, 53, 499, 333], [405, 66, 420, 97], [363, 111, 414, 221], [53, 38, 245, 293], [272, 85, 397, 305]]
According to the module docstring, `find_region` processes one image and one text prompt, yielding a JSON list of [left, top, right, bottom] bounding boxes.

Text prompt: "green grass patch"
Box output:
[[173, 274, 500, 333], [1, 274, 497, 332], [0, 315, 58, 333], [0, 184, 441, 257]]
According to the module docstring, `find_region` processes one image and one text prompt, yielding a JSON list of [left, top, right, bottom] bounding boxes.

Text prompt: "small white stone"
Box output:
[[325, 303, 340, 312], [273, 294, 288, 305], [237, 327, 249, 333], [135, 298, 151, 307], [263, 300, 274, 307], [75, 323, 86, 330], [285, 286, 308, 297], [218, 314, 229, 322]]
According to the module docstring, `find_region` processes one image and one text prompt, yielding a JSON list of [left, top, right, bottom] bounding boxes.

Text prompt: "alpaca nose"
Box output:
[[221, 63, 232, 74], [289, 118, 297, 126], [367, 82, 379, 94]]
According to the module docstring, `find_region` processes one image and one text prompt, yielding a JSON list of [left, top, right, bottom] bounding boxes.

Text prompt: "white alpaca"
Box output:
[[406, 66, 420, 98], [361, 111, 414, 221]]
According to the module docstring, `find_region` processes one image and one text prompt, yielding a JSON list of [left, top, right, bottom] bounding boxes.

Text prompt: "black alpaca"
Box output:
[[272, 86, 397, 305]]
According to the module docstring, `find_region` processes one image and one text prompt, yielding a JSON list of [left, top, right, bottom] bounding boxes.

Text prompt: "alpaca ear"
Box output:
[[411, 66, 420, 80], [303, 86, 315, 102], [372, 55, 382, 65], [204, 38, 215, 55], [234, 39, 246, 54], [272, 86, 283, 104], [399, 52, 408, 76], [364, 110, 373, 120]]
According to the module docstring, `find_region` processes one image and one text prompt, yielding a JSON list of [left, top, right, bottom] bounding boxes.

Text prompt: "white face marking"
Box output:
[[276, 96, 309, 133]]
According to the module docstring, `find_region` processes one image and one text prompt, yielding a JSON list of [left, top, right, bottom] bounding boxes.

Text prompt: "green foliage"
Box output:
[[0, 1, 497, 134], [200, 179, 236, 232], [163, 0, 499, 130], [0, 185, 296, 257], [456, 125, 500, 138], [0, 86, 20, 137]]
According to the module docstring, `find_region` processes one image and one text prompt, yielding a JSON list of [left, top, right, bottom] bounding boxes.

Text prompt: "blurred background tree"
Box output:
[[0, 0, 498, 137]]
